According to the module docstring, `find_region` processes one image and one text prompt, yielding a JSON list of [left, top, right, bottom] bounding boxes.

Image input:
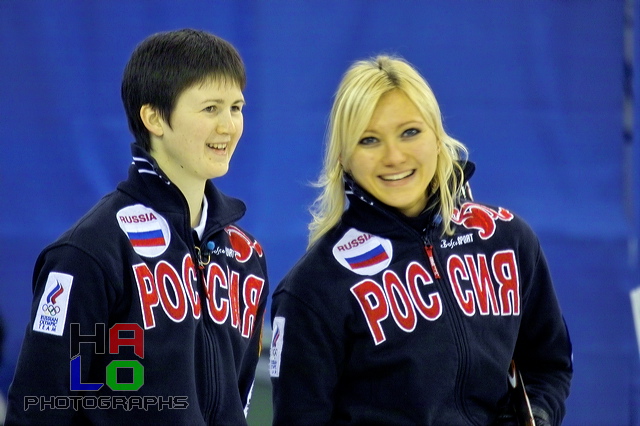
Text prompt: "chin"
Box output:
[[209, 166, 229, 179]]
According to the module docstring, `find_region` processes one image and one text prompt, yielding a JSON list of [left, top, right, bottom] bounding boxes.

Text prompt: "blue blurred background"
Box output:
[[1, 1, 638, 424]]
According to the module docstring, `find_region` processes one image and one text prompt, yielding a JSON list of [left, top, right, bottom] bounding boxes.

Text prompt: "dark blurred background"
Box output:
[[1, 1, 638, 425]]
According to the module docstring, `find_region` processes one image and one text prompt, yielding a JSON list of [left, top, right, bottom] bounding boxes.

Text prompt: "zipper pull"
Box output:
[[194, 245, 212, 270], [195, 246, 205, 270], [424, 244, 441, 279]]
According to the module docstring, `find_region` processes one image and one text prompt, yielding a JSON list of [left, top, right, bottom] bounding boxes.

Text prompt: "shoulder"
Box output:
[[276, 225, 388, 296], [205, 182, 246, 224], [46, 191, 165, 264], [275, 231, 335, 294]]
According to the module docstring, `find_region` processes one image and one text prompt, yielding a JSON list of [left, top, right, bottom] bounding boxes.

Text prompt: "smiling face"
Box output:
[[345, 89, 439, 217], [149, 78, 245, 189]]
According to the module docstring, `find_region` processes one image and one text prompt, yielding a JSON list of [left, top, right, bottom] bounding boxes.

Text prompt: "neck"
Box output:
[[181, 183, 205, 228], [147, 148, 206, 227]]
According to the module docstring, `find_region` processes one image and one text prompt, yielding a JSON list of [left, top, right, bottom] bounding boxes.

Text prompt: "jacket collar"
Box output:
[[118, 143, 246, 233]]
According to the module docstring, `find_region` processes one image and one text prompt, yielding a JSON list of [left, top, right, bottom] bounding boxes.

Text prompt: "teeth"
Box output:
[[381, 170, 413, 181], [207, 143, 226, 150]]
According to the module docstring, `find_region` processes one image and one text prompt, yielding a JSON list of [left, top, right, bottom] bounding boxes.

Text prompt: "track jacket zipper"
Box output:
[[424, 243, 441, 279]]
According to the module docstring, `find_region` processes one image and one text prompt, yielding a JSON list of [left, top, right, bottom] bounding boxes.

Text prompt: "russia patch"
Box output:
[[270, 316, 285, 378], [116, 204, 171, 258], [332, 228, 392, 276], [33, 272, 73, 336]]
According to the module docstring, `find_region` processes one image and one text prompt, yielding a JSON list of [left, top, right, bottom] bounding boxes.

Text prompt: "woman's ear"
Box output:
[[140, 104, 164, 137]]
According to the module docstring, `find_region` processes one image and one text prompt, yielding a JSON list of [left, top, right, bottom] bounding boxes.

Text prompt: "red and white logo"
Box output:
[[451, 202, 514, 240], [225, 225, 263, 263]]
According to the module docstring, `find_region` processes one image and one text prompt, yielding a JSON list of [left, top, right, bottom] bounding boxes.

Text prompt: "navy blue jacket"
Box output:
[[270, 170, 571, 425], [7, 144, 269, 425]]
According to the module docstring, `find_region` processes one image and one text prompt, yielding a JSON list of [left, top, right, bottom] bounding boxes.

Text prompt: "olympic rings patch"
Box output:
[[42, 303, 61, 316]]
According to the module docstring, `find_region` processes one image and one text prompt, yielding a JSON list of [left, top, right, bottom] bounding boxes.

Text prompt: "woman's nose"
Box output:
[[216, 111, 236, 134], [382, 141, 406, 165]]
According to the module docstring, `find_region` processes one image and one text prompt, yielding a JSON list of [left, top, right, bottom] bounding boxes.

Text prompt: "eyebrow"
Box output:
[[201, 98, 245, 104], [363, 119, 424, 133], [396, 119, 424, 127]]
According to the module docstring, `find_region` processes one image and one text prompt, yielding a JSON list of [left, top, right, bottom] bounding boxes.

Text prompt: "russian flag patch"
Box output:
[[117, 204, 171, 258], [345, 244, 389, 269], [127, 229, 166, 247], [332, 228, 392, 276]]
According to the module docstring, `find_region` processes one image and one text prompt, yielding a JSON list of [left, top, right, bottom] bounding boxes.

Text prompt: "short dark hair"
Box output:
[[121, 29, 246, 151]]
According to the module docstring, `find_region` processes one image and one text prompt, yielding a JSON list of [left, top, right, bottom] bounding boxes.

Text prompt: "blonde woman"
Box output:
[[270, 56, 571, 425]]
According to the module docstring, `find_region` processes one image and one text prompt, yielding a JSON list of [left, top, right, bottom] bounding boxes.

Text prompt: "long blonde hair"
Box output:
[[308, 55, 468, 247]]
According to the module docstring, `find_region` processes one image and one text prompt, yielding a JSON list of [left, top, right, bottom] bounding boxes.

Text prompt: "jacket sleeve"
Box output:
[[270, 286, 345, 425], [513, 232, 572, 426], [5, 244, 112, 425]]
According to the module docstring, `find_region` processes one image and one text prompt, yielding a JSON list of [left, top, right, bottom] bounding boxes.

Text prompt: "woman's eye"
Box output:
[[403, 128, 420, 138], [358, 136, 377, 145], [203, 105, 218, 113], [231, 105, 243, 112]]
